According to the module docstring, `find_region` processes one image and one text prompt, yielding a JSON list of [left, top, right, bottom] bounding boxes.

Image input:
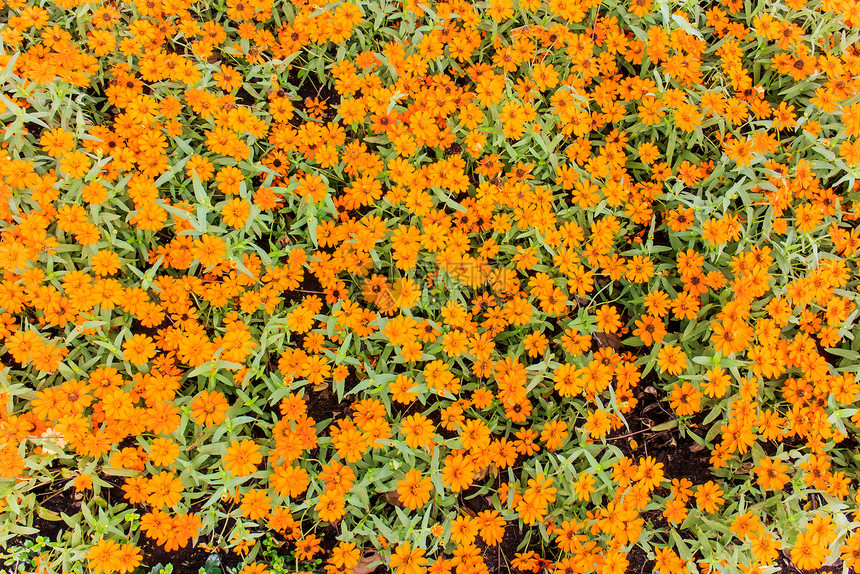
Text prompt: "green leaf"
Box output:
[[203, 554, 223, 574], [651, 419, 678, 432]]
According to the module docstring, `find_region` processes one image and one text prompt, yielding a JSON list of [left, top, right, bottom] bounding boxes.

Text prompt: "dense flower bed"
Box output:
[[1, 0, 860, 572]]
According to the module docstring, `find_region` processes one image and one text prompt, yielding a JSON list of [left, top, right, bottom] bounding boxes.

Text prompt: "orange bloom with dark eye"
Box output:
[[633, 315, 666, 345], [629, 0, 653, 16], [189, 390, 230, 427], [657, 344, 687, 375], [295, 534, 322, 561], [390, 542, 428, 574], [665, 207, 694, 232], [669, 381, 703, 416], [753, 457, 790, 491], [442, 453, 475, 492]]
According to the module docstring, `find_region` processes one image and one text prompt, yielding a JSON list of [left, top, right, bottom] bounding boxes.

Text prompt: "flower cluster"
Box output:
[[1, 0, 859, 572]]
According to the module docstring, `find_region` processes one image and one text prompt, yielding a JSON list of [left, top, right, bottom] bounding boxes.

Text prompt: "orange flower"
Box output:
[[270, 464, 310, 499], [87, 539, 123, 574], [295, 534, 322, 561], [122, 334, 157, 365], [790, 531, 827, 571], [145, 471, 184, 509], [319, 460, 355, 495], [223, 439, 262, 477], [476, 510, 506, 545], [841, 531, 860, 571], [41, 127, 75, 157], [192, 234, 227, 268], [240, 489, 271, 521], [117, 543, 142, 574], [90, 250, 121, 276], [629, 0, 653, 17], [572, 472, 595, 501], [148, 437, 179, 466], [595, 305, 622, 333], [221, 197, 251, 228], [669, 381, 703, 416], [634, 456, 665, 491], [584, 408, 612, 439], [315, 489, 346, 522], [441, 453, 475, 493], [663, 499, 688, 524], [753, 457, 790, 491], [695, 481, 725, 514], [633, 315, 666, 346], [657, 344, 687, 375], [189, 390, 230, 427], [390, 542, 428, 574], [400, 413, 436, 450], [59, 150, 91, 178]]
